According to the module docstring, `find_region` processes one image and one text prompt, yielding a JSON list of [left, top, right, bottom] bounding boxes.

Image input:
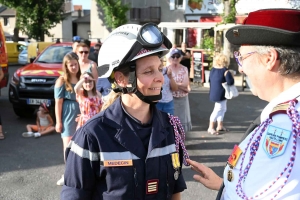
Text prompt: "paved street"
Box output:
[[0, 65, 267, 200]]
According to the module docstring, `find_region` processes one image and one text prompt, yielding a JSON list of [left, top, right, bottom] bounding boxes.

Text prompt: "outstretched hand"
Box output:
[[187, 159, 223, 191]]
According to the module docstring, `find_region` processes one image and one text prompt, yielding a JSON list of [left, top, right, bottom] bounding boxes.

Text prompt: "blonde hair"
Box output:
[[214, 54, 228, 67], [101, 90, 121, 111], [100, 64, 131, 111], [62, 53, 81, 92]]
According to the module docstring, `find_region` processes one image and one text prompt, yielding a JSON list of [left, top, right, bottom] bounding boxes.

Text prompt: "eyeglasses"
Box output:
[[79, 51, 89, 54], [94, 49, 99, 52], [171, 55, 180, 59], [234, 51, 256, 67]]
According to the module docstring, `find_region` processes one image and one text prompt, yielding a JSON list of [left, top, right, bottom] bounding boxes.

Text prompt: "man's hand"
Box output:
[[187, 159, 223, 191]]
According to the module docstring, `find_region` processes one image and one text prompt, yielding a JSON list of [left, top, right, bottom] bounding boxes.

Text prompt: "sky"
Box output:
[[72, 0, 91, 9]]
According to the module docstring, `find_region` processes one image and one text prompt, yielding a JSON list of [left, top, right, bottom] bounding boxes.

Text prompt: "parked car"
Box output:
[[18, 48, 28, 65], [5, 42, 26, 64], [27, 42, 54, 63], [9, 42, 72, 117]]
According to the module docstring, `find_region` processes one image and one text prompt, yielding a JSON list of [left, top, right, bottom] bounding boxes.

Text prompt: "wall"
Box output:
[[161, 0, 185, 23], [62, 14, 73, 42], [1, 16, 16, 35], [90, 0, 111, 42], [77, 23, 90, 39]]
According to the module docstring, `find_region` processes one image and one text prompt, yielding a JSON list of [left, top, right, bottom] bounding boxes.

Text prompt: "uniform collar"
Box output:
[[261, 82, 300, 121], [102, 98, 170, 159]]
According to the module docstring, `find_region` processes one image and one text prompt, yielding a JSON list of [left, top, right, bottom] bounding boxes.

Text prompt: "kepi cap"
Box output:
[[226, 9, 300, 46]]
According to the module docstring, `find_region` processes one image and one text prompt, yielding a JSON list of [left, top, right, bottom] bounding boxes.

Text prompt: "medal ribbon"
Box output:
[[168, 114, 190, 166], [236, 99, 299, 200]]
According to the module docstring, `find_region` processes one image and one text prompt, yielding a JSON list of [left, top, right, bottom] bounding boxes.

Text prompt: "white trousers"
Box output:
[[210, 99, 227, 122]]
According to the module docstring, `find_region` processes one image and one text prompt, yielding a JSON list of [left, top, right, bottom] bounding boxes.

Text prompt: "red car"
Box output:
[[9, 42, 73, 117]]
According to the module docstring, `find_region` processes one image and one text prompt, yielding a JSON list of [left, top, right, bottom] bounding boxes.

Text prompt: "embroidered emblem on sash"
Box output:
[[146, 179, 159, 194], [263, 125, 291, 158]]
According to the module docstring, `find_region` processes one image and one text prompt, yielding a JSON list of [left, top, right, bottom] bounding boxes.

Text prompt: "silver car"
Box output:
[[18, 48, 28, 65]]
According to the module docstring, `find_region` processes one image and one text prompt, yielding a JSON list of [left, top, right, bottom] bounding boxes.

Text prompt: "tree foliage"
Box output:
[[0, 0, 65, 41], [95, 0, 129, 29], [221, 0, 237, 24]]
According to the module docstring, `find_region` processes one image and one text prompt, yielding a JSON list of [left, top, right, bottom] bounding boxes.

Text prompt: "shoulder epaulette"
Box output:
[[269, 99, 298, 118]]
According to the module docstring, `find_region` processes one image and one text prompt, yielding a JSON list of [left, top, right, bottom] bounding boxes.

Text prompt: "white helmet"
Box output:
[[97, 23, 172, 78]]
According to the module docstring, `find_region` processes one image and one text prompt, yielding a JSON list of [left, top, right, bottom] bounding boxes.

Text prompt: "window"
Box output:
[[3, 18, 8, 26], [175, 29, 183, 47], [176, 0, 183, 9]]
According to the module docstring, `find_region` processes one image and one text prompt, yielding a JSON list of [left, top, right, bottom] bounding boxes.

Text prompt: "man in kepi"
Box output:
[[188, 9, 300, 199]]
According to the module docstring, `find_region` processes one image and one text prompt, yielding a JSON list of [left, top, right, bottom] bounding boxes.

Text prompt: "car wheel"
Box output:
[[13, 106, 34, 118]]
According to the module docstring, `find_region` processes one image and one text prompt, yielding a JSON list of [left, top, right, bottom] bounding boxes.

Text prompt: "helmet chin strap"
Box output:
[[112, 65, 162, 105]]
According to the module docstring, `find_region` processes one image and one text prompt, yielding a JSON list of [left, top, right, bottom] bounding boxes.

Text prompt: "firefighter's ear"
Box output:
[[114, 71, 127, 87]]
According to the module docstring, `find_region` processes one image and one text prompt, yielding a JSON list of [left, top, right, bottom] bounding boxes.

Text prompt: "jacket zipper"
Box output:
[[166, 161, 170, 199], [134, 167, 138, 198]]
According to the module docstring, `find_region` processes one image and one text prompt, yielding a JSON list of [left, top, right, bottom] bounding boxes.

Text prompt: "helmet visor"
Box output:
[[141, 24, 163, 44]]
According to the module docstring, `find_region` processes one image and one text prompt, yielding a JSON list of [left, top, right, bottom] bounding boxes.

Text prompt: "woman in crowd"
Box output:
[[156, 60, 178, 115], [74, 72, 103, 130], [76, 42, 98, 80], [168, 48, 192, 133], [207, 54, 234, 135], [61, 23, 189, 200], [54, 52, 81, 186]]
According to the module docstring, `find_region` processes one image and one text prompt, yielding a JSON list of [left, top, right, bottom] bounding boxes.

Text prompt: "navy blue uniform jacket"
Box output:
[[61, 98, 187, 200]]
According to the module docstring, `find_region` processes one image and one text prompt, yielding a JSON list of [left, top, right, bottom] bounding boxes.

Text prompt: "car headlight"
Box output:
[[12, 71, 20, 85]]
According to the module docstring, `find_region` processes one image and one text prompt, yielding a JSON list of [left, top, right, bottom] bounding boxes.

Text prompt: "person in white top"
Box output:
[[22, 103, 55, 138], [187, 8, 300, 200]]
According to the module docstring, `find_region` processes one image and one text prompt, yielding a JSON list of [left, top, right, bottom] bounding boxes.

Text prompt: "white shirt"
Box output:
[[222, 82, 300, 200]]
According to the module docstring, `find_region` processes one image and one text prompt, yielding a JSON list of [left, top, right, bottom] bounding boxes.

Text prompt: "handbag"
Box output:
[[222, 82, 239, 99]]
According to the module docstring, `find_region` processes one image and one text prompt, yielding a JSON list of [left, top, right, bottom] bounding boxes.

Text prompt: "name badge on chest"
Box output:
[[103, 160, 133, 167], [263, 125, 291, 159]]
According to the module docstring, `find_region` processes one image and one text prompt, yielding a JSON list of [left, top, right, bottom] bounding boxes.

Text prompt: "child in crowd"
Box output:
[[22, 103, 55, 138], [74, 72, 103, 130], [54, 52, 81, 186], [156, 63, 178, 115]]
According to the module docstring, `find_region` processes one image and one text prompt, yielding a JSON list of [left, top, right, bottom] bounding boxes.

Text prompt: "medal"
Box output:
[[226, 145, 242, 182], [174, 170, 179, 180], [227, 167, 234, 182], [171, 153, 180, 180]]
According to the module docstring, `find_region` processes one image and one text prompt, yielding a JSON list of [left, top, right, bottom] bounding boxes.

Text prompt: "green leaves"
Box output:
[[0, 0, 65, 41], [95, 0, 129, 29], [221, 0, 236, 24]]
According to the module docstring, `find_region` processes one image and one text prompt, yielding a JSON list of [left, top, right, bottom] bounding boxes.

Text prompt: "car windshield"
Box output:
[[36, 46, 72, 63]]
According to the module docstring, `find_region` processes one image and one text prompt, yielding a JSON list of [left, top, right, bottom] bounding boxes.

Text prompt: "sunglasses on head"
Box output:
[[171, 55, 180, 59], [79, 51, 89, 54]]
